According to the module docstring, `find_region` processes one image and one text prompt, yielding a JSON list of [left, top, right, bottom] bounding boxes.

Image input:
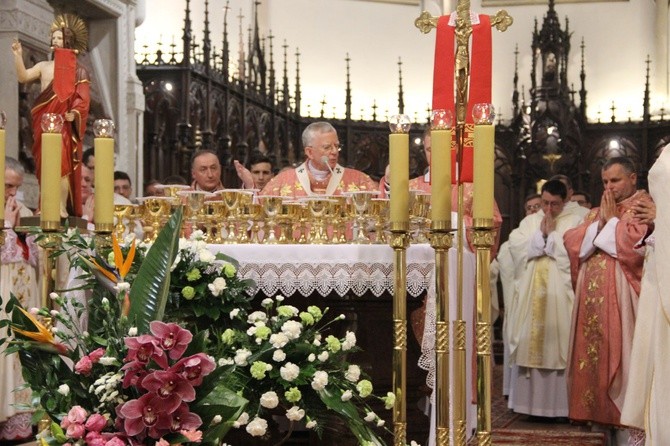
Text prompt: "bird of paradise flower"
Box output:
[[80, 234, 136, 316]]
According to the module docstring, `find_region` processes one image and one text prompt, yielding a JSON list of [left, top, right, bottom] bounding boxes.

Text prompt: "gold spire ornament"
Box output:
[[50, 13, 89, 53]]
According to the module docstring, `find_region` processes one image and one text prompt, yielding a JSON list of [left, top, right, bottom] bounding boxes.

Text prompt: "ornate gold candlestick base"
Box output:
[[429, 228, 453, 446], [471, 220, 496, 445], [389, 229, 409, 446]]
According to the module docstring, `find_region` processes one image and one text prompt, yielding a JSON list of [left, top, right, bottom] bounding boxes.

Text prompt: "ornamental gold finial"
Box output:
[[414, 10, 514, 34]]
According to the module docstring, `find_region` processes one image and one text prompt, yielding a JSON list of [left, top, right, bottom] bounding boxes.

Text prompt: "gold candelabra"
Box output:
[[415, 4, 512, 446]]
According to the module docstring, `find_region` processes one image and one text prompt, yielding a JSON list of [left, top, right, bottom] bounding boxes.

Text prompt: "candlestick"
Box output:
[[40, 113, 64, 230], [0, 111, 6, 225], [93, 119, 116, 233], [472, 104, 495, 224], [430, 109, 453, 230], [389, 114, 411, 231]]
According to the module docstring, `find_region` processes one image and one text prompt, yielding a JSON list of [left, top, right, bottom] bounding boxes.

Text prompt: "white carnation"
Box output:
[[218, 357, 234, 366], [272, 349, 286, 362], [270, 332, 289, 349], [57, 384, 70, 396], [345, 364, 361, 382], [127, 327, 138, 336], [233, 412, 249, 428], [377, 419, 385, 427], [276, 295, 285, 302], [286, 406, 305, 421], [341, 390, 353, 401], [246, 417, 268, 437], [280, 362, 300, 381], [260, 391, 279, 409], [229, 308, 240, 319], [318, 351, 329, 362], [281, 320, 302, 339], [308, 353, 316, 362], [99, 356, 116, 366], [198, 248, 216, 263], [189, 229, 205, 241], [247, 311, 268, 324], [212, 415, 223, 424], [208, 277, 227, 296], [234, 349, 252, 366], [306, 420, 317, 429], [364, 411, 376, 422], [311, 371, 329, 390], [342, 331, 357, 351]]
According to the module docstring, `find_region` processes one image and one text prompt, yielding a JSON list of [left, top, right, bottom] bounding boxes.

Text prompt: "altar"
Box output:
[[209, 243, 435, 445]]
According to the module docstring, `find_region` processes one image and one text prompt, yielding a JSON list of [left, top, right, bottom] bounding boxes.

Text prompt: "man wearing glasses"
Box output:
[[506, 179, 584, 420], [259, 121, 377, 197]]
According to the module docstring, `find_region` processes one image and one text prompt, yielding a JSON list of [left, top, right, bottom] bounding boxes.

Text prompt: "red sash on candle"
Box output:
[[432, 14, 492, 184], [53, 48, 77, 102]]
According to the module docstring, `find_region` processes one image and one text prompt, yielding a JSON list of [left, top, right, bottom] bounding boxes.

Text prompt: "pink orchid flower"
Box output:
[[119, 393, 168, 437], [142, 370, 196, 413], [170, 353, 216, 386], [163, 403, 202, 434], [124, 334, 168, 369], [150, 321, 193, 360]]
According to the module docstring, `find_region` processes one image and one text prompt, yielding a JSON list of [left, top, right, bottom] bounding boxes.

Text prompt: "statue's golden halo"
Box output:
[[50, 13, 88, 53]]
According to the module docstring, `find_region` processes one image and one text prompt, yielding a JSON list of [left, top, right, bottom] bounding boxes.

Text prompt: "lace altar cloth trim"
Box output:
[[209, 244, 435, 298]]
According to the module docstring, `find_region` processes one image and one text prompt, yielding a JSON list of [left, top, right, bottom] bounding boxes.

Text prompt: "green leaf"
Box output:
[[128, 207, 183, 333], [318, 388, 386, 445], [194, 384, 248, 445]]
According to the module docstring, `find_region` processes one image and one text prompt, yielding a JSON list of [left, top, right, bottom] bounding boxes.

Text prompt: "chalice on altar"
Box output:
[[302, 197, 335, 244], [237, 201, 262, 244], [370, 197, 390, 244], [259, 195, 283, 244], [410, 192, 431, 243], [326, 195, 347, 244], [275, 201, 299, 244], [155, 184, 190, 200], [140, 197, 172, 242], [220, 189, 244, 243], [113, 204, 134, 241], [205, 201, 227, 243], [178, 190, 210, 237], [348, 190, 379, 244]]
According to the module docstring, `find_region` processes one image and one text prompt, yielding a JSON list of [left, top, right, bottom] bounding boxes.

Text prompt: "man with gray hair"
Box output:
[[259, 122, 377, 197], [1, 156, 39, 441]]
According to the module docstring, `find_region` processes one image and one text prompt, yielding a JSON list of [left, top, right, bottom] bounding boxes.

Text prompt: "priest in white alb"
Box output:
[[506, 179, 584, 417]]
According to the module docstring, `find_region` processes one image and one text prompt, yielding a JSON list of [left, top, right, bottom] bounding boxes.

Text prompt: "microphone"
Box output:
[[321, 155, 335, 175]]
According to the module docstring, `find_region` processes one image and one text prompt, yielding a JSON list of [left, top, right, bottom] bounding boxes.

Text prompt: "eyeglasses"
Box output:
[[525, 203, 541, 212], [312, 143, 342, 153]]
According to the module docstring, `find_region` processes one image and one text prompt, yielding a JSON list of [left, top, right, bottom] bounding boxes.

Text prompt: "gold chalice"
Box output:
[[370, 197, 390, 244], [205, 201, 227, 243], [259, 195, 283, 244], [410, 192, 431, 243], [113, 204, 134, 241], [325, 195, 347, 244], [155, 183, 190, 199], [348, 190, 379, 244], [302, 197, 336, 244], [139, 197, 172, 242], [178, 190, 210, 238], [219, 189, 244, 243], [237, 202, 262, 243]]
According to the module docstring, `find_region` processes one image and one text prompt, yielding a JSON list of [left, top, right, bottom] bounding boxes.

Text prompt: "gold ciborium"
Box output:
[[348, 190, 379, 244], [140, 197, 173, 242], [259, 195, 283, 244], [114, 204, 134, 241]]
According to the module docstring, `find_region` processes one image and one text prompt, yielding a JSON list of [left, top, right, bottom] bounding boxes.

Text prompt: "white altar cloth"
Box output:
[[208, 243, 435, 299]]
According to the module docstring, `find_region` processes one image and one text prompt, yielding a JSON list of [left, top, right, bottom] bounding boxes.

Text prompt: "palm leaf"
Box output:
[[128, 207, 183, 333]]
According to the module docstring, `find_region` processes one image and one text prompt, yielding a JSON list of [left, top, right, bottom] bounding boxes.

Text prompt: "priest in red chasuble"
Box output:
[[563, 157, 652, 439], [12, 13, 91, 217], [259, 122, 377, 197]]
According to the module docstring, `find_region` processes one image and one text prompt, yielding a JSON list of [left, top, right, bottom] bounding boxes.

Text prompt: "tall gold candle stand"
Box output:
[[471, 220, 496, 445], [93, 119, 116, 248], [388, 115, 411, 445], [428, 109, 454, 445], [416, 6, 512, 445]]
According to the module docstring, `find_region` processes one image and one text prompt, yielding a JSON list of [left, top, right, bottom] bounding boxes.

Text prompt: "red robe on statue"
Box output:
[[563, 190, 650, 426], [31, 58, 90, 217]]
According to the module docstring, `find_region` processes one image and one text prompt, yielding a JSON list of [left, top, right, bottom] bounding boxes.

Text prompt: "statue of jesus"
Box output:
[[11, 13, 91, 217]]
